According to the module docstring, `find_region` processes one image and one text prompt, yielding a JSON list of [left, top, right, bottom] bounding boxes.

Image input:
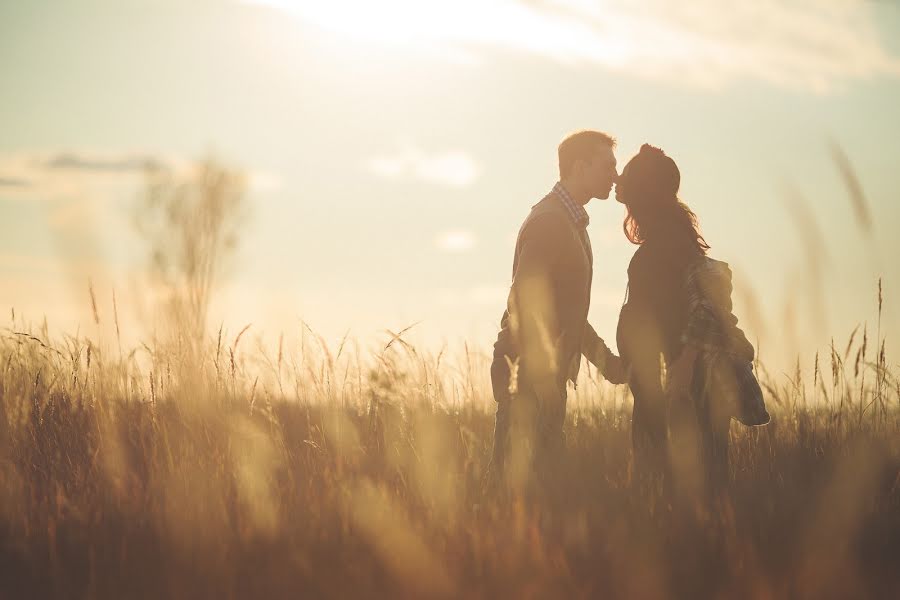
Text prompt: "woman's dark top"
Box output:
[[616, 229, 702, 395]]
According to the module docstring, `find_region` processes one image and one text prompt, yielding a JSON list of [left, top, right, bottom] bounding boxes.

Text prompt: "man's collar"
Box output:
[[552, 181, 589, 229]]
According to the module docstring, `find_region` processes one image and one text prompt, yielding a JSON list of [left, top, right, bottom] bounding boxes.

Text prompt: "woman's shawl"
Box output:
[[681, 257, 755, 362]]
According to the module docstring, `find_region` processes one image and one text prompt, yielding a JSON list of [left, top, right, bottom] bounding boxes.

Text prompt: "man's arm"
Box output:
[[582, 322, 628, 384]]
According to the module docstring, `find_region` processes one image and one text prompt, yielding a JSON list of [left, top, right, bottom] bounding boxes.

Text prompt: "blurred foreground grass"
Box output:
[[1, 319, 898, 600]]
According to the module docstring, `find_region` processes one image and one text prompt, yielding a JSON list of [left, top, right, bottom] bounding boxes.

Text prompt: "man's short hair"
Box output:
[[558, 130, 616, 178]]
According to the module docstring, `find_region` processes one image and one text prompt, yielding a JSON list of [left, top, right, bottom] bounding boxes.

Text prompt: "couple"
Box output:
[[489, 130, 762, 497]]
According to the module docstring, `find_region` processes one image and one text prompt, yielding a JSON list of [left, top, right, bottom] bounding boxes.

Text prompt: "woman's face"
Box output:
[[614, 162, 633, 205], [615, 156, 674, 206]]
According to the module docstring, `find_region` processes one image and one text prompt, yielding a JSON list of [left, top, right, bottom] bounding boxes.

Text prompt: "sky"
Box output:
[[1, 0, 899, 371]]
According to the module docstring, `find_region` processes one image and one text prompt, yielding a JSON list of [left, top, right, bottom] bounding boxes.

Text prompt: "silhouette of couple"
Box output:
[[489, 131, 767, 498]]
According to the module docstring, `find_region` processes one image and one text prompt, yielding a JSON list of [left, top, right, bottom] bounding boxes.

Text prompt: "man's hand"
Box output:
[[602, 354, 629, 385]]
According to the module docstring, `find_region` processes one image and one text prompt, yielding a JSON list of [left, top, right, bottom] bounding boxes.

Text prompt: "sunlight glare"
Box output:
[[243, 0, 631, 66]]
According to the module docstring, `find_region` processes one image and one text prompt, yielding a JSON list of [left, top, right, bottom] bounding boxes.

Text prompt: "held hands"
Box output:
[[601, 354, 629, 385], [585, 327, 630, 385], [586, 332, 629, 384]]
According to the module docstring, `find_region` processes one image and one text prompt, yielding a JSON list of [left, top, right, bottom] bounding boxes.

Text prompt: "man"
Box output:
[[489, 130, 627, 488]]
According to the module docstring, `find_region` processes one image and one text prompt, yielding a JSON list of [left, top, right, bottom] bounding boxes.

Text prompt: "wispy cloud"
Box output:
[[365, 144, 480, 187], [0, 149, 282, 201], [0, 150, 169, 203], [246, 0, 900, 91], [42, 153, 164, 173], [0, 177, 32, 188], [434, 230, 477, 252]]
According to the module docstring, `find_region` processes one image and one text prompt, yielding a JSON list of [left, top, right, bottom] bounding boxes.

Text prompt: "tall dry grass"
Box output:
[[0, 305, 898, 599]]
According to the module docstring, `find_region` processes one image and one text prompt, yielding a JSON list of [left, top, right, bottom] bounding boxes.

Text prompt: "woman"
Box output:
[[615, 144, 730, 496]]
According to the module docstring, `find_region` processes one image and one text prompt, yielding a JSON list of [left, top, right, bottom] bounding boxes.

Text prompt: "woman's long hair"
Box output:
[[621, 144, 709, 253]]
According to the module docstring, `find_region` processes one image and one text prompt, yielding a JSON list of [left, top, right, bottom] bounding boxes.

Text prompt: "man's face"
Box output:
[[581, 145, 618, 201]]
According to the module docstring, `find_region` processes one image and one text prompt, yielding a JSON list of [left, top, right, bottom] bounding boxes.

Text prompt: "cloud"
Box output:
[[434, 230, 477, 252], [0, 177, 32, 188], [365, 144, 480, 187], [0, 150, 168, 203], [42, 153, 165, 173], [0, 150, 282, 201], [247, 0, 900, 92]]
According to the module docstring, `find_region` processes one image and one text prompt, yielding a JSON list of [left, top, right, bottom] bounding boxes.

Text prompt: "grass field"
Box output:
[[1, 313, 898, 599]]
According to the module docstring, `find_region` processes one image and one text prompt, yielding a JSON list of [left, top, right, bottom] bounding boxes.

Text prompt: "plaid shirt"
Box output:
[[552, 182, 589, 229]]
